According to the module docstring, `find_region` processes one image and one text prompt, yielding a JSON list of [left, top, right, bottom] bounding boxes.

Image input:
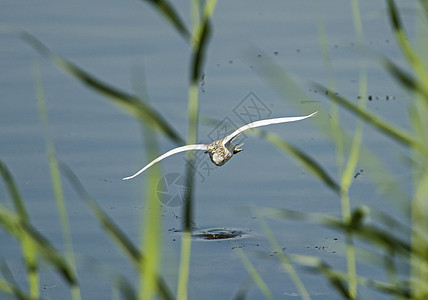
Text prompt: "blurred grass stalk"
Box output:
[[178, 1, 217, 300], [23, 1, 219, 298], [22, 32, 185, 147], [317, 0, 366, 295], [0, 163, 39, 300], [139, 128, 162, 300], [235, 247, 274, 300], [339, 0, 366, 297], [0, 67, 80, 299], [259, 219, 310, 300], [61, 162, 174, 299], [133, 66, 163, 299], [34, 61, 82, 300], [384, 0, 428, 297], [248, 0, 428, 298]]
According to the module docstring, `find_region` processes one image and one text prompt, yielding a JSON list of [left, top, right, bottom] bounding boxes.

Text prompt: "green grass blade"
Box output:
[[0, 161, 27, 220], [346, 0, 367, 212], [0, 205, 78, 285], [22, 222, 78, 286], [232, 278, 254, 300], [178, 2, 217, 298], [254, 129, 341, 194], [235, 247, 274, 300], [0, 161, 40, 298], [142, 0, 190, 40], [34, 60, 82, 300], [259, 219, 310, 300], [179, 46, 197, 300], [316, 6, 344, 177], [261, 206, 414, 258], [285, 254, 411, 298], [139, 98, 163, 300], [22, 32, 184, 146], [244, 47, 322, 118], [176, 232, 192, 300], [0, 261, 25, 300], [189, 0, 216, 82], [314, 83, 428, 155], [81, 257, 137, 300], [189, 20, 210, 82], [386, 0, 428, 86], [183, 83, 198, 232], [410, 168, 428, 298], [339, 1, 368, 294], [302, 258, 351, 299], [0, 277, 29, 300], [256, 208, 416, 297], [183, 0, 217, 230], [20, 233, 39, 299], [114, 275, 137, 300], [60, 164, 174, 300], [381, 56, 428, 103], [247, 51, 411, 212], [419, 0, 428, 19], [291, 256, 351, 298], [130, 61, 164, 300]]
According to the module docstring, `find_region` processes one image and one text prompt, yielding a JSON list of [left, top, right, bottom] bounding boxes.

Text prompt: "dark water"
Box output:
[[0, 0, 416, 299]]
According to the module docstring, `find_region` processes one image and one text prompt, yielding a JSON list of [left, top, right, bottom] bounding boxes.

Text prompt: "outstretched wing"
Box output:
[[223, 111, 317, 145], [123, 144, 208, 180]]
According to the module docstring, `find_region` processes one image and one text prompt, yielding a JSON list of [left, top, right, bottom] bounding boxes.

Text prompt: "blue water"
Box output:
[[0, 0, 416, 299]]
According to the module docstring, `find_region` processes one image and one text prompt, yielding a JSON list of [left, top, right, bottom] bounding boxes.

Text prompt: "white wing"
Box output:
[[223, 111, 317, 145], [122, 144, 208, 180]]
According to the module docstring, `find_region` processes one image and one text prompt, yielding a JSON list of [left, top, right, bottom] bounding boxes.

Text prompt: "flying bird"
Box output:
[[123, 111, 317, 180]]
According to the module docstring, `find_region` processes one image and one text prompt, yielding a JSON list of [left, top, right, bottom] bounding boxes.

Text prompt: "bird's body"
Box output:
[[205, 137, 242, 166], [123, 112, 317, 180]]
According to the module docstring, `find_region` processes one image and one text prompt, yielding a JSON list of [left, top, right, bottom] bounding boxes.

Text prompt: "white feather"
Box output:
[[123, 112, 317, 180], [122, 144, 207, 180], [223, 111, 317, 145]]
